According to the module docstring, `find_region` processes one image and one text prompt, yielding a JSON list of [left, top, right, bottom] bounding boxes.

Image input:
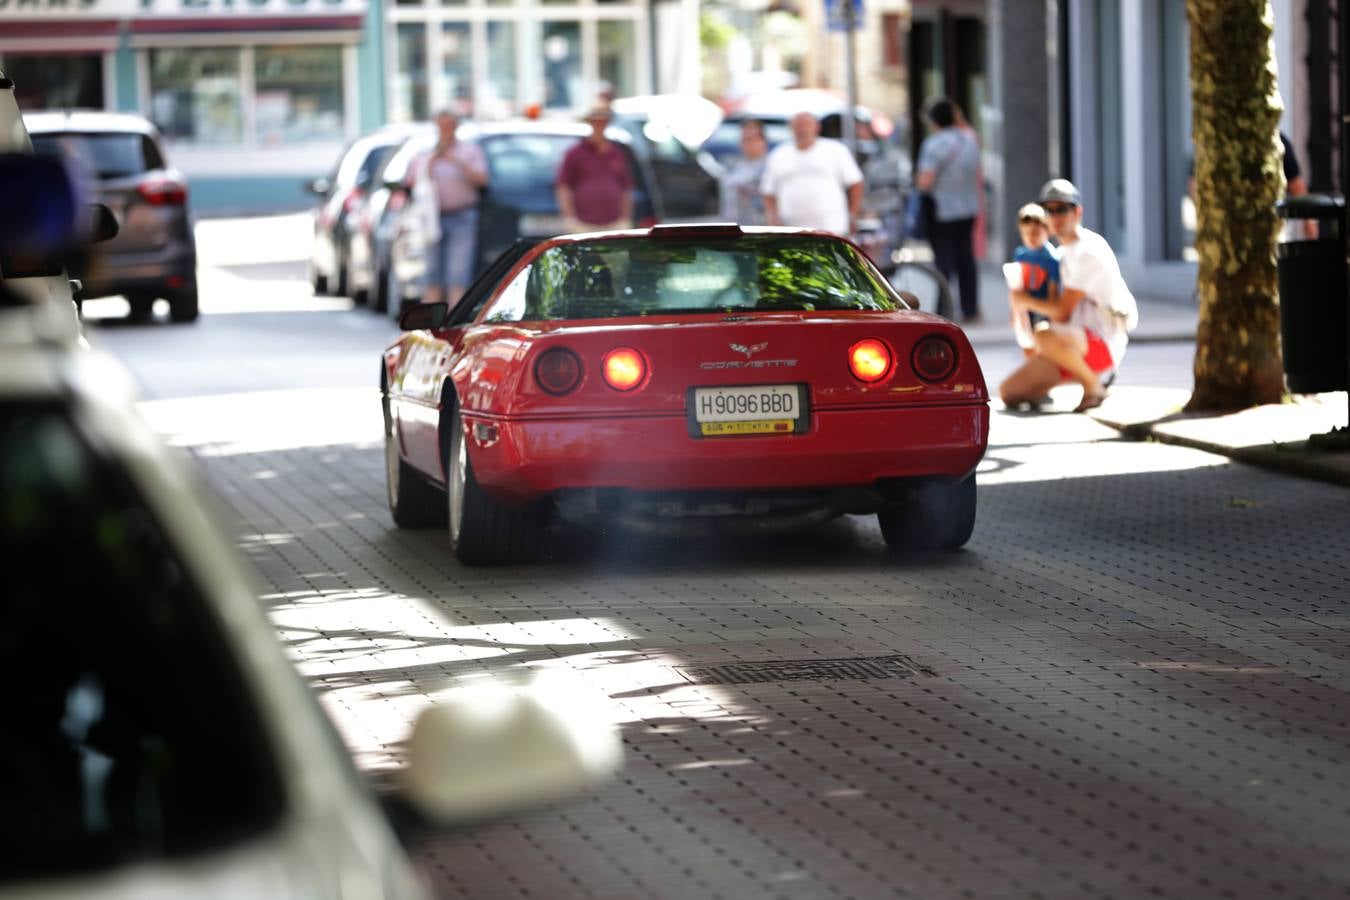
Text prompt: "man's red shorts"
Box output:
[[1059, 328, 1115, 381]]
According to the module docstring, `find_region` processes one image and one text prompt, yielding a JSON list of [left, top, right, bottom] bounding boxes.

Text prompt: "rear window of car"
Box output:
[[481, 133, 644, 197], [484, 235, 897, 322], [30, 132, 165, 179], [0, 403, 285, 882]]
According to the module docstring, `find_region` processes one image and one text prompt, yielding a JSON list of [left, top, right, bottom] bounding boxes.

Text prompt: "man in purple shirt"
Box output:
[[555, 105, 634, 232]]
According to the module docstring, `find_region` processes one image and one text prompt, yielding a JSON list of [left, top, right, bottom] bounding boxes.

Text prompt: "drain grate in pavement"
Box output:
[[675, 654, 933, 685]]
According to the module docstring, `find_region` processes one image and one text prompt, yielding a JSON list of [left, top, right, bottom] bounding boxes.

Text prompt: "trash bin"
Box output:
[[1277, 194, 1346, 393]]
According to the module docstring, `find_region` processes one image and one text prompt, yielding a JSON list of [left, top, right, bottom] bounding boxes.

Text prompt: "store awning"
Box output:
[[0, 20, 122, 53]]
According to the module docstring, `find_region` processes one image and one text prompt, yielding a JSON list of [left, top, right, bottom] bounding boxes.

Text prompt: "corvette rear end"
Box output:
[[383, 226, 989, 564]]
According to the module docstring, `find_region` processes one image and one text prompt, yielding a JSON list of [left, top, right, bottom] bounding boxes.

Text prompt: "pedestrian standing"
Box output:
[[759, 111, 863, 237], [414, 110, 488, 307], [718, 119, 769, 226], [555, 105, 634, 232], [998, 179, 1138, 413], [915, 97, 982, 323]]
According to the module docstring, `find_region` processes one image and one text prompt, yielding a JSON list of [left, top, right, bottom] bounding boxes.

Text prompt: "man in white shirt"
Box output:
[[998, 178, 1138, 413], [760, 111, 864, 236]]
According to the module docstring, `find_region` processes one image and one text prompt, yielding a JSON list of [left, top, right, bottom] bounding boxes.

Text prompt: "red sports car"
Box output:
[[381, 225, 989, 565]]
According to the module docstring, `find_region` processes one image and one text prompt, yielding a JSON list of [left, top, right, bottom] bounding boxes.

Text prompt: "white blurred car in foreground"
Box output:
[[0, 70, 620, 900]]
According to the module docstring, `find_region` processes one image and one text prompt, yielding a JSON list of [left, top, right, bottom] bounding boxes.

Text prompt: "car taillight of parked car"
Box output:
[[137, 177, 187, 206], [343, 189, 364, 214]]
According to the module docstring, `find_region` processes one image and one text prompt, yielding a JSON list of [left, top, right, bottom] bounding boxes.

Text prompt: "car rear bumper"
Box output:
[[82, 244, 196, 298], [465, 403, 989, 505]]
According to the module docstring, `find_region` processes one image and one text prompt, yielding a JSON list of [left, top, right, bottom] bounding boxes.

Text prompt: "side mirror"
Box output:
[[399, 301, 449, 331], [306, 177, 332, 196], [397, 681, 622, 826], [87, 203, 119, 244]]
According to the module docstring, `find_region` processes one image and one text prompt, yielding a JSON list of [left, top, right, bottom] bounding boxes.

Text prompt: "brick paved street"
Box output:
[[92, 226, 1350, 899]]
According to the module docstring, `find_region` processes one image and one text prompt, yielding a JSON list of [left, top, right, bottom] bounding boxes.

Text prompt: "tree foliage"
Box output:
[[1186, 0, 1286, 410]]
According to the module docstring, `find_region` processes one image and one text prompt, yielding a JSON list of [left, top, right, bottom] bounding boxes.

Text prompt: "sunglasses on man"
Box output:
[[1043, 203, 1077, 215]]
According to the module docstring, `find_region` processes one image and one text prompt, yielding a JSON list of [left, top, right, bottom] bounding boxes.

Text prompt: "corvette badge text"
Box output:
[[699, 359, 799, 370]]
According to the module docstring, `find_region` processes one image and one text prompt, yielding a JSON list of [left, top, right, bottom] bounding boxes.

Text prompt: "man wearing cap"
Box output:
[[998, 178, 1138, 413], [556, 105, 634, 233]]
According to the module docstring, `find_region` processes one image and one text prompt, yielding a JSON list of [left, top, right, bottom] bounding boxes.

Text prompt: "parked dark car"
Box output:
[[372, 121, 659, 318], [609, 95, 723, 221], [25, 111, 198, 322], [306, 126, 419, 302]]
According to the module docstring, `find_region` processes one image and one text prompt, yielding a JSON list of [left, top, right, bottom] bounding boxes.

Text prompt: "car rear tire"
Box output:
[[127, 294, 155, 322], [878, 474, 976, 553], [446, 405, 543, 566], [384, 393, 446, 528], [169, 283, 199, 323]]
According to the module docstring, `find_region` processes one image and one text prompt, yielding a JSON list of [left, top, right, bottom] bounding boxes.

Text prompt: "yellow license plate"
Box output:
[[700, 419, 796, 436]]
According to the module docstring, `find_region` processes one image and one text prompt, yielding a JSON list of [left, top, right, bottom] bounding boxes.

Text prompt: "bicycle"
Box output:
[[888, 246, 954, 319]]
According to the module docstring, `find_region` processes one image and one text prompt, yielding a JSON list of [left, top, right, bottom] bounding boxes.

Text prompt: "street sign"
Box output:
[[824, 0, 862, 32]]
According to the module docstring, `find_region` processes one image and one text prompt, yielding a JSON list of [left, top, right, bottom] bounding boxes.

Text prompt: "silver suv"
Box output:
[[25, 111, 199, 323]]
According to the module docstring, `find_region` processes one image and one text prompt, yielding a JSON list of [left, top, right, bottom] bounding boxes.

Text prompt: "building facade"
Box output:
[[985, 0, 1328, 301], [2, 0, 697, 214]]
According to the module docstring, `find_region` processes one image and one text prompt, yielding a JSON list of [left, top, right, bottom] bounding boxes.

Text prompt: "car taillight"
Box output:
[[343, 189, 364, 214], [389, 191, 407, 212], [848, 339, 892, 383], [535, 348, 583, 395], [912, 336, 957, 382], [636, 216, 658, 229], [602, 347, 646, 391], [137, 177, 187, 206]]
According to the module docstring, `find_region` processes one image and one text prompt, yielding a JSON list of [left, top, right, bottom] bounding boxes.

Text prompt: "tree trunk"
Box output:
[[1186, 0, 1286, 411]]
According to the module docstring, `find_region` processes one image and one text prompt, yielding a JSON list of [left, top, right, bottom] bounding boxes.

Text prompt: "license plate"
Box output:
[[687, 384, 809, 438], [519, 214, 569, 236]]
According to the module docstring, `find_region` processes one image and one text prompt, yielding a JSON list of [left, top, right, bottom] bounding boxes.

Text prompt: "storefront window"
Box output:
[[254, 46, 344, 145], [396, 23, 429, 123], [542, 22, 581, 110], [149, 48, 243, 145], [3, 55, 104, 110], [441, 22, 473, 115], [484, 22, 517, 118], [597, 21, 637, 99]]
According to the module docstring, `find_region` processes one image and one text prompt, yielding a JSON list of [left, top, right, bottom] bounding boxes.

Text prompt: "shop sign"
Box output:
[[136, 0, 366, 14]]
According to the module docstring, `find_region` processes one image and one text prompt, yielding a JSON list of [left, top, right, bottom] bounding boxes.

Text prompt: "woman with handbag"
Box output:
[[914, 97, 982, 323]]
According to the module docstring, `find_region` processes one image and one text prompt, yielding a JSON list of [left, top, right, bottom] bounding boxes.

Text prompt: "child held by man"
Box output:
[[1002, 203, 1059, 354]]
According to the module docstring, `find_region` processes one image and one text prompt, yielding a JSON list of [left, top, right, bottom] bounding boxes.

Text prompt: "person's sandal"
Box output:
[[1074, 390, 1106, 413]]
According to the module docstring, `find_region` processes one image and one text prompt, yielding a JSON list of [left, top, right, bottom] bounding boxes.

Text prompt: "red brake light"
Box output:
[[912, 336, 957, 382], [636, 216, 658, 229], [343, 189, 364, 214], [602, 347, 646, 391], [137, 177, 187, 206], [535, 348, 583, 395], [848, 339, 892, 383]]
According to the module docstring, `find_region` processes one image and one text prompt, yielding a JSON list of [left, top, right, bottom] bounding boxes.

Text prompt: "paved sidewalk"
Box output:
[[1086, 386, 1350, 486], [948, 260, 1350, 487]]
